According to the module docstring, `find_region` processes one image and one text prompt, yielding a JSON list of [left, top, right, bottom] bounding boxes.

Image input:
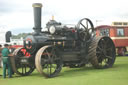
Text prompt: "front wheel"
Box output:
[[35, 45, 63, 78]]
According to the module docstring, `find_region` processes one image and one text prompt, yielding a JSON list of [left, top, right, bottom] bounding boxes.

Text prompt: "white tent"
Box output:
[[0, 28, 7, 45]]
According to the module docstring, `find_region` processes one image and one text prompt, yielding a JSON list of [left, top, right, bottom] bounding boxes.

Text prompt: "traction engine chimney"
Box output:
[[32, 3, 42, 34]]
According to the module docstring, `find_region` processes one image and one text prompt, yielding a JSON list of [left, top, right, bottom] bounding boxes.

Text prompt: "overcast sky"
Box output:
[[0, 0, 128, 34]]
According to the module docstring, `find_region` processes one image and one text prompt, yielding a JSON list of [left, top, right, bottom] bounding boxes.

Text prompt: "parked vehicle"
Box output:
[[11, 3, 116, 78], [95, 22, 128, 56]]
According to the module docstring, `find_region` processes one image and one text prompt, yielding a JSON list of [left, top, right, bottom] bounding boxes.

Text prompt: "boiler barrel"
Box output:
[[32, 3, 42, 33]]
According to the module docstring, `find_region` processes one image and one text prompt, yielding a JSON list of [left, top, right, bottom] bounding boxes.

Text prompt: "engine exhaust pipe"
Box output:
[[32, 3, 42, 34]]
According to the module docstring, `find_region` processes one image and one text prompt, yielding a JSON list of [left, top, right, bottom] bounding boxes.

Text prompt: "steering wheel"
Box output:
[[77, 18, 94, 41]]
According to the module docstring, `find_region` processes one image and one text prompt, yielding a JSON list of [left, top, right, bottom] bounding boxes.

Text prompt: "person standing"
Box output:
[[8, 44, 15, 75], [0, 45, 3, 76], [9, 45, 15, 53], [2, 44, 13, 78], [0, 45, 3, 68]]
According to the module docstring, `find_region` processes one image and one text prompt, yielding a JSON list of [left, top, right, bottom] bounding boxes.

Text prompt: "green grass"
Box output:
[[0, 56, 128, 85]]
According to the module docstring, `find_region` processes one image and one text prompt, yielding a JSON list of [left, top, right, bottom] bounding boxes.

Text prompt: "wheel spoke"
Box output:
[[100, 41, 105, 49], [47, 64, 49, 74], [24, 50, 27, 56], [51, 48, 55, 54], [97, 54, 103, 59], [50, 64, 52, 75], [105, 56, 112, 59], [41, 59, 48, 65], [86, 21, 88, 29], [106, 39, 110, 44], [101, 50, 112, 60], [80, 22, 87, 29], [97, 46, 103, 52], [46, 50, 50, 58], [51, 48, 56, 63], [25, 65, 26, 74], [51, 64, 56, 69], [106, 47, 112, 51], [96, 51, 102, 54], [104, 58, 107, 63], [22, 65, 24, 74]]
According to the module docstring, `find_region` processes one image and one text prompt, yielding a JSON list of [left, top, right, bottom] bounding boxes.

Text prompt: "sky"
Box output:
[[0, 0, 128, 34]]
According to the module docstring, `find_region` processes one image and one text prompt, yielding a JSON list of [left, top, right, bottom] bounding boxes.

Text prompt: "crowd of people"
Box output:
[[0, 44, 14, 78]]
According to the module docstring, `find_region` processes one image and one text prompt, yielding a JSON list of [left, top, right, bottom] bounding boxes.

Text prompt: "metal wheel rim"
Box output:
[[35, 45, 63, 78]]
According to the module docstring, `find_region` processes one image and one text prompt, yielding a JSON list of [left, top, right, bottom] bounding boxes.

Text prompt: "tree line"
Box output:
[[11, 33, 32, 39]]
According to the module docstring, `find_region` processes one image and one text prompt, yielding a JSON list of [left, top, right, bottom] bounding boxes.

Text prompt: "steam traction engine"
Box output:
[[11, 3, 116, 78]]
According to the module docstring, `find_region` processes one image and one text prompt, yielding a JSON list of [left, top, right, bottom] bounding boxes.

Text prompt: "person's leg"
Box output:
[[0, 57, 1, 67], [0, 57, 2, 76], [3, 63, 6, 78], [1, 59, 3, 68], [7, 62, 12, 78], [9, 58, 14, 75]]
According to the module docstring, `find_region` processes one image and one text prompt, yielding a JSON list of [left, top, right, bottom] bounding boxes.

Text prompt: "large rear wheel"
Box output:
[[88, 36, 116, 68]]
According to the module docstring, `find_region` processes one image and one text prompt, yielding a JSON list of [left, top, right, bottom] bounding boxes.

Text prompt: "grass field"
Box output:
[[0, 56, 128, 85]]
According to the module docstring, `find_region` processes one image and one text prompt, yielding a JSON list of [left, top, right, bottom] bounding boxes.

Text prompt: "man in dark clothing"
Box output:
[[0, 44, 2, 68], [8, 44, 15, 75], [2, 44, 13, 78], [0, 45, 2, 76]]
